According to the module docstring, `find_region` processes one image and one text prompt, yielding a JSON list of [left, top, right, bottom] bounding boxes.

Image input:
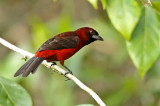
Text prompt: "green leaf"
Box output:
[[0, 76, 32, 106], [88, 0, 98, 9], [107, 0, 141, 40], [127, 7, 160, 78]]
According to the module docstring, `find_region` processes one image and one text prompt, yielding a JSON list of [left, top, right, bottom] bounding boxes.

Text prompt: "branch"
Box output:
[[147, 0, 152, 6], [140, 0, 152, 6], [0, 37, 106, 106]]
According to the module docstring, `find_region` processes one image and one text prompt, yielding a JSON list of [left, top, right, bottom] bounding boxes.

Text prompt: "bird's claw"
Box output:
[[64, 71, 73, 81], [50, 62, 56, 68]]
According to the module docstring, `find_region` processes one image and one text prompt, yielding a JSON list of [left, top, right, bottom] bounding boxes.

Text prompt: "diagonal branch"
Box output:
[[0, 37, 106, 106], [139, 0, 152, 6], [147, 0, 152, 6]]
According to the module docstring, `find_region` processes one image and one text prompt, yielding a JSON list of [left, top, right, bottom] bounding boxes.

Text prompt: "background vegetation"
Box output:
[[0, 0, 160, 106]]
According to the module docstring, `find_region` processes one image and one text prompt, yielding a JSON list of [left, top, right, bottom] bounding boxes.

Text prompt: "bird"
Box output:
[[14, 27, 103, 78]]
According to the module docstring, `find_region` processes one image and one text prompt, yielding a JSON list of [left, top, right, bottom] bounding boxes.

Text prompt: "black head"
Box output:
[[88, 28, 103, 43], [76, 27, 104, 45]]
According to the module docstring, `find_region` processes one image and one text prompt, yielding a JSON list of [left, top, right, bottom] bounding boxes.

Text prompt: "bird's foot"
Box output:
[[50, 62, 57, 68], [63, 65, 73, 81], [63, 65, 73, 74], [64, 71, 73, 81]]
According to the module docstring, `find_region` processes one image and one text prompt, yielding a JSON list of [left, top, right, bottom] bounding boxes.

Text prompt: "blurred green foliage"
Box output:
[[107, 0, 141, 40], [0, 76, 32, 106], [127, 7, 160, 78], [0, 0, 160, 106]]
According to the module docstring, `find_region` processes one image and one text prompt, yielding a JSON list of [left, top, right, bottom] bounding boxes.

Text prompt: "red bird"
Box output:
[[14, 27, 103, 77]]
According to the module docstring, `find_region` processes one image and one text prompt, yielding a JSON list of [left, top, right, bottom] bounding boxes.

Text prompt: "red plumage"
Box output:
[[14, 27, 103, 77]]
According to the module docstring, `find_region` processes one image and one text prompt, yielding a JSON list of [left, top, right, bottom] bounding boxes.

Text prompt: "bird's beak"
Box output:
[[92, 35, 104, 41]]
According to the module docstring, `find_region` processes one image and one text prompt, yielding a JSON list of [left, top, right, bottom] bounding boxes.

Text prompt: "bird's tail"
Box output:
[[14, 56, 44, 77]]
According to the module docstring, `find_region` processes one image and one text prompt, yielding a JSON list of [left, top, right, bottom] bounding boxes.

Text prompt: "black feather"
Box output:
[[38, 32, 79, 51], [14, 57, 44, 77]]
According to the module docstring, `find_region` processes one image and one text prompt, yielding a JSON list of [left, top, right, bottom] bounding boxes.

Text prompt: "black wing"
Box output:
[[38, 32, 79, 51]]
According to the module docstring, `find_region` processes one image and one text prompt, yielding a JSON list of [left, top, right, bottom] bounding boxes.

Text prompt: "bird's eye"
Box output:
[[89, 30, 96, 35], [89, 30, 93, 34], [89, 30, 98, 36]]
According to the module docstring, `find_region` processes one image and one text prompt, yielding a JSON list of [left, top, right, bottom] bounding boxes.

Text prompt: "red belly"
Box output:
[[35, 48, 79, 62]]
